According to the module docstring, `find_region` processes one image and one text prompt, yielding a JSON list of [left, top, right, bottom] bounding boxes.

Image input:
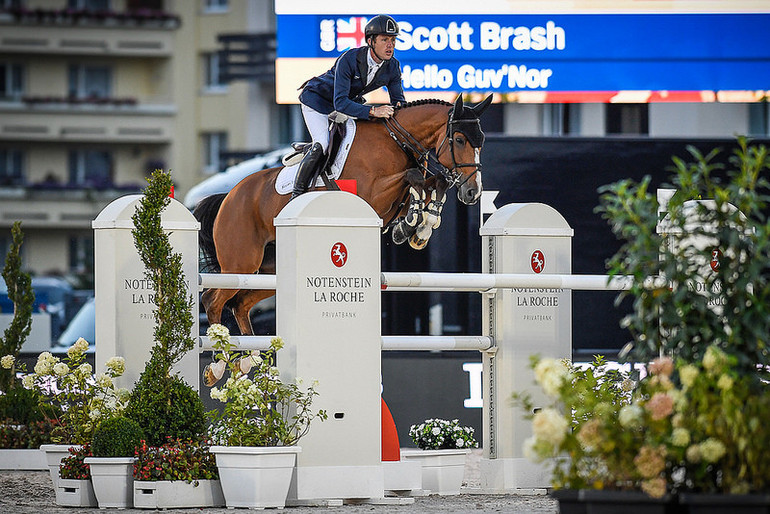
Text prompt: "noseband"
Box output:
[[381, 108, 482, 188]]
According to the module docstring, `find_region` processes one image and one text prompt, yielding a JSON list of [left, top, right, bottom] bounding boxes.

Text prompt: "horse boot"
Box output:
[[290, 142, 324, 200]]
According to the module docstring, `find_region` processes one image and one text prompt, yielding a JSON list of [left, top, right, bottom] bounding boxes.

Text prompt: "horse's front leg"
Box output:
[[410, 177, 449, 250], [391, 168, 426, 245]]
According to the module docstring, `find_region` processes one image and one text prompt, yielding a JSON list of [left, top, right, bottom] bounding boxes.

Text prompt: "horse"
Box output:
[[194, 94, 493, 335]]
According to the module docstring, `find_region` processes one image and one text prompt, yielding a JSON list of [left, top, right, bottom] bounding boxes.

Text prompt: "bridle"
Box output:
[[381, 107, 483, 189]]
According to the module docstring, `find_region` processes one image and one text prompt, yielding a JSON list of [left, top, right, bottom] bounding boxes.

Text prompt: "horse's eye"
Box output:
[[454, 136, 465, 146]]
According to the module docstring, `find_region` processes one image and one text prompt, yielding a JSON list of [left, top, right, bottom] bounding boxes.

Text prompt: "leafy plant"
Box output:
[[0, 222, 34, 395], [60, 444, 92, 480], [205, 325, 327, 447], [126, 169, 205, 444], [408, 418, 478, 450], [596, 137, 770, 372], [0, 418, 58, 449], [91, 416, 144, 458], [125, 367, 205, 447], [134, 439, 218, 482], [26, 339, 129, 444]]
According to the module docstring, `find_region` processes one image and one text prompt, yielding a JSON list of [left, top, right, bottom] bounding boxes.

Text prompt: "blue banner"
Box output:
[[277, 13, 770, 92]]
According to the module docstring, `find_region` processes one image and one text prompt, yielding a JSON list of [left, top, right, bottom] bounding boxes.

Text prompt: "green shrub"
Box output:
[[125, 365, 205, 447], [91, 416, 144, 458], [0, 385, 45, 424], [0, 418, 57, 449]]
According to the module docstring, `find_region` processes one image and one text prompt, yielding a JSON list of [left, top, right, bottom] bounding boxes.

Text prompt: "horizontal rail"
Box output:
[[200, 272, 660, 293], [199, 335, 492, 352], [380, 272, 638, 291]]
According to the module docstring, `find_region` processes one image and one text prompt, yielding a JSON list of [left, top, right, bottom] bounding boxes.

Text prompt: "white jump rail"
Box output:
[[198, 272, 660, 352]]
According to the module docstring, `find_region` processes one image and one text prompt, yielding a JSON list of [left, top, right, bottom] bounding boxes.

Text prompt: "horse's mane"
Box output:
[[395, 99, 452, 111]]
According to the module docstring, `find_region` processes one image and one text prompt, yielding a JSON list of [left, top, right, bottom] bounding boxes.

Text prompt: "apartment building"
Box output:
[[0, 0, 280, 280]]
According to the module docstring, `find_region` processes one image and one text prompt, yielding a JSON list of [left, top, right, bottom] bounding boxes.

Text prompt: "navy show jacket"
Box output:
[[299, 46, 406, 120]]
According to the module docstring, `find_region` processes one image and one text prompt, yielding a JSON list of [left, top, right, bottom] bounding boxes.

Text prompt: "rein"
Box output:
[[381, 109, 482, 187]]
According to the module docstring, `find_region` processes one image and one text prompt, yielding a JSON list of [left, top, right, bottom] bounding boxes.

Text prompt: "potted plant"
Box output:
[[26, 338, 128, 488], [55, 444, 96, 507], [85, 415, 143, 508], [400, 418, 478, 495], [205, 324, 326, 509], [125, 169, 206, 447], [132, 438, 224, 509]]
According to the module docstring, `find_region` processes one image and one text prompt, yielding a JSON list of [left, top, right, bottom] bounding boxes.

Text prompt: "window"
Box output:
[[0, 0, 23, 9], [127, 0, 163, 10], [203, 52, 227, 91], [69, 234, 94, 274], [749, 103, 769, 136], [0, 149, 24, 186], [68, 149, 113, 187], [203, 132, 228, 174], [606, 103, 649, 135], [68, 64, 112, 99], [0, 62, 24, 100], [203, 0, 228, 12], [544, 104, 580, 136], [68, 0, 110, 9]]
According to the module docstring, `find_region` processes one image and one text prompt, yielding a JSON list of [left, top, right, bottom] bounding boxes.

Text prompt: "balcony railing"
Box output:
[[0, 7, 181, 29]]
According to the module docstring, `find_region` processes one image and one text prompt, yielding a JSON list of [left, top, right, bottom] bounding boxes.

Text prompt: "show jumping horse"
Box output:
[[194, 94, 493, 335]]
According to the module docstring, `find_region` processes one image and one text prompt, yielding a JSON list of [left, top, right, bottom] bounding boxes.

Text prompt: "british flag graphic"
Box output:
[[319, 16, 368, 53]]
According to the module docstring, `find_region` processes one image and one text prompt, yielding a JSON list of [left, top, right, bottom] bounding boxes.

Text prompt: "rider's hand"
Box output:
[[369, 105, 394, 119]]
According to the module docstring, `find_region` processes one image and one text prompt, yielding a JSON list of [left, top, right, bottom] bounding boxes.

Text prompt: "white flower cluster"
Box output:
[[67, 337, 89, 358], [533, 357, 571, 398], [408, 418, 478, 450], [105, 356, 125, 376], [1, 354, 14, 369], [207, 323, 231, 344]]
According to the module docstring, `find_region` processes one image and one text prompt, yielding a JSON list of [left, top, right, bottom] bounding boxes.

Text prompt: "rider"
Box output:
[[291, 14, 406, 199]]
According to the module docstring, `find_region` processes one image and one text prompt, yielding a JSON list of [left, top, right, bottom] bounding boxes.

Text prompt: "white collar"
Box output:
[[366, 49, 383, 72]]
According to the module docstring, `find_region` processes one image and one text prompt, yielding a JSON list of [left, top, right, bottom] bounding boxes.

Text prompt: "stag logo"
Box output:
[[331, 242, 348, 268], [710, 248, 722, 272], [531, 250, 545, 274]]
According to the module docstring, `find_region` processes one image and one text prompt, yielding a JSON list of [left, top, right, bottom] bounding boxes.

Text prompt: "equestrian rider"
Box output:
[[291, 14, 406, 199]]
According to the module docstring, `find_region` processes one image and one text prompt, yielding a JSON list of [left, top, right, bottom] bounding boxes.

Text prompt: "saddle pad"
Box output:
[[275, 118, 357, 195]]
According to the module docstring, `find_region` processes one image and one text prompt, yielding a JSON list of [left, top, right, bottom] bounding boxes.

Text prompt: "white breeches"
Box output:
[[301, 104, 330, 152]]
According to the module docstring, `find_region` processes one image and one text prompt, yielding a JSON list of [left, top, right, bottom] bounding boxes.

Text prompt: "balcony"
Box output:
[[0, 8, 179, 57], [0, 185, 144, 229], [0, 98, 176, 143]]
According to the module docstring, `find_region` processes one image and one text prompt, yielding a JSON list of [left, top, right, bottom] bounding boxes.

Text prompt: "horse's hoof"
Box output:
[[392, 224, 409, 245], [409, 236, 428, 250]]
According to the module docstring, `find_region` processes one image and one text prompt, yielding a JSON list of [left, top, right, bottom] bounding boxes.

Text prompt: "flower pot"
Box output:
[[84, 456, 135, 508], [40, 444, 77, 487], [55, 478, 97, 507], [209, 445, 300, 509], [679, 493, 770, 514], [0, 448, 47, 470], [400, 448, 469, 495], [550, 488, 587, 514], [581, 489, 678, 514], [133, 479, 224, 509]]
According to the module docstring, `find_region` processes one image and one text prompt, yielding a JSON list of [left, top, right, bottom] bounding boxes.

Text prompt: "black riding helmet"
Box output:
[[365, 14, 399, 43]]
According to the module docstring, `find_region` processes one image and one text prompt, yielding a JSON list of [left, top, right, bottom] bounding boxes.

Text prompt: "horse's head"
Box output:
[[437, 94, 493, 205]]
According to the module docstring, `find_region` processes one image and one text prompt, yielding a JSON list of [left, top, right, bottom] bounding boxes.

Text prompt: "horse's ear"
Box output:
[[472, 94, 493, 117], [452, 95, 464, 118]]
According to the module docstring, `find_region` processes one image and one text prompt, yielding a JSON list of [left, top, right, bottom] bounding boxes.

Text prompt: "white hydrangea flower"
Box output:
[[619, 404, 644, 428], [67, 337, 89, 357], [105, 356, 125, 376], [22, 374, 36, 388], [532, 408, 568, 446], [95, 373, 113, 388], [53, 362, 70, 376], [1, 355, 14, 369], [533, 358, 570, 397]]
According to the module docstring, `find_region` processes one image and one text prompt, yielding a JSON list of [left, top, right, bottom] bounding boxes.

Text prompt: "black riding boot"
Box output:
[[291, 142, 324, 200]]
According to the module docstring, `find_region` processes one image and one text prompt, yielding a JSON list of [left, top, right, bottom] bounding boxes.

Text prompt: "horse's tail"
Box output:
[[193, 193, 227, 273]]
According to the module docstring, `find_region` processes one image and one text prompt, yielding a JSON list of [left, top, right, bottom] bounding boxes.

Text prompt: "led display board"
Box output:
[[275, 1, 770, 103]]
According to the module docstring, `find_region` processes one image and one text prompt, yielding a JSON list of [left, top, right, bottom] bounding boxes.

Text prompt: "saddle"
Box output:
[[282, 111, 350, 190]]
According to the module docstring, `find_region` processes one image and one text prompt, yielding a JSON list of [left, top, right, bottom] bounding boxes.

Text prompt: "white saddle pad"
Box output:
[[275, 118, 357, 195]]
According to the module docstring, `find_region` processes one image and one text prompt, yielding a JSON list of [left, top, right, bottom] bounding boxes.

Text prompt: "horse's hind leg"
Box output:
[[229, 244, 277, 336]]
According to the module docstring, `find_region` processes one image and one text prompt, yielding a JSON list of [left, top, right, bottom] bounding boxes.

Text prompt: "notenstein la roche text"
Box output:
[[306, 275, 373, 303], [321, 19, 565, 91]]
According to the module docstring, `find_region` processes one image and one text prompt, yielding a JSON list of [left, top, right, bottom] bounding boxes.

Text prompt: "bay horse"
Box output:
[[194, 94, 493, 335]]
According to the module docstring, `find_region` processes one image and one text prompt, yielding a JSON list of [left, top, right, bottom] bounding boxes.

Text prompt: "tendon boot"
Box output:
[[290, 142, 324, 200]]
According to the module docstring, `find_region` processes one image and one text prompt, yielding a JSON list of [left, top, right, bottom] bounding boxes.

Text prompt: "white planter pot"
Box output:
[[0, 448, 47, 470], [55, 478, 98, 507], [40, 444, 77, 487], [400, 448, 469, 495], [84, 456, 135, 508], [133, 479, 224, 509], [209, 445, 300, 509]]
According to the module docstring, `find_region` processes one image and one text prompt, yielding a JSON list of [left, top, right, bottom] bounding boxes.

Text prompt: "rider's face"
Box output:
[[370, 35, 396, 63]]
